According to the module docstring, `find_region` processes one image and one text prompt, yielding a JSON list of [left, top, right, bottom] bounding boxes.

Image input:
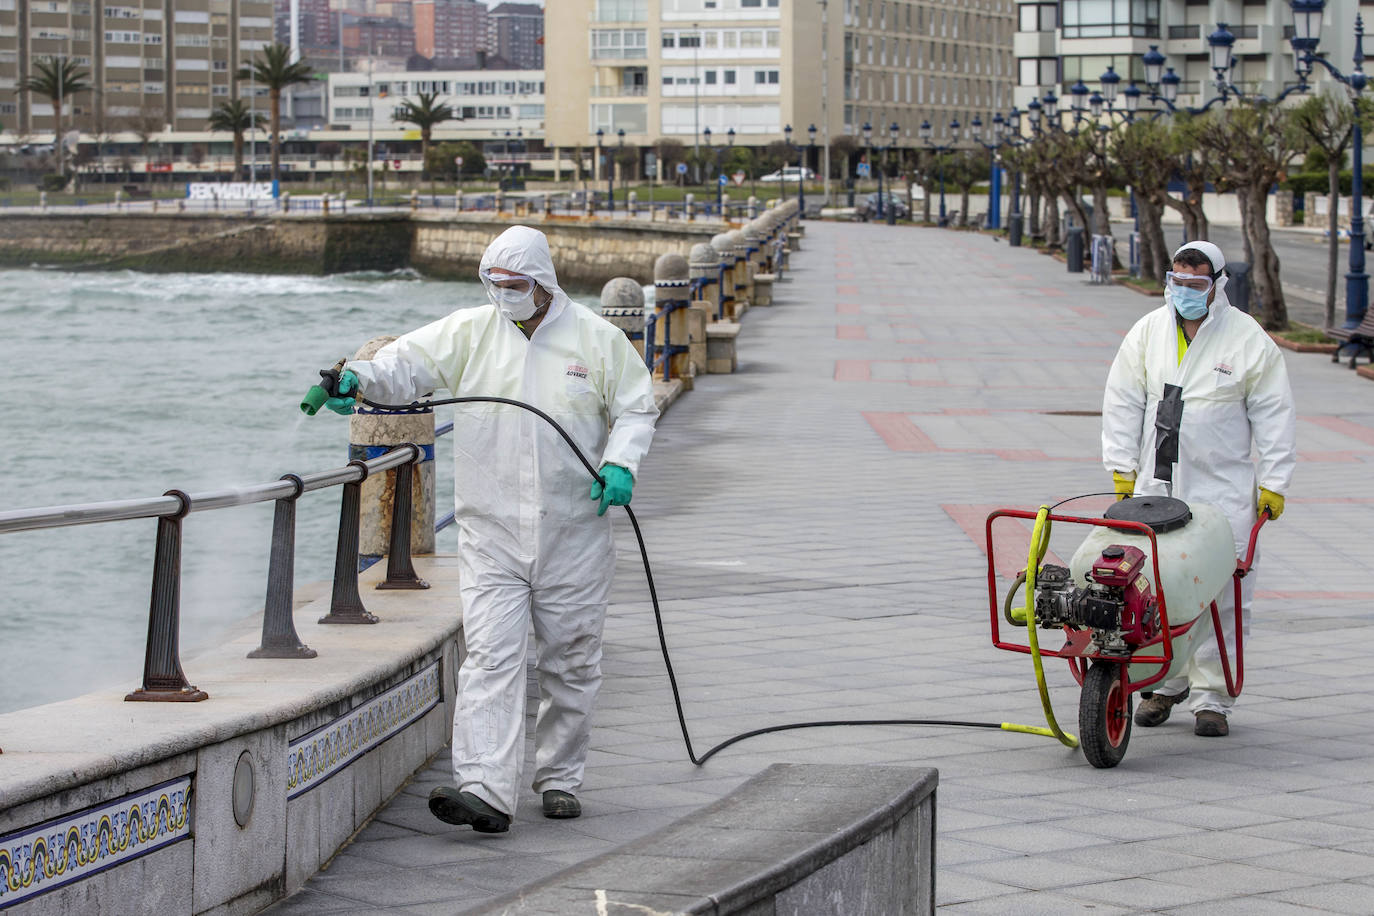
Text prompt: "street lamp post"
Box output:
[[1289, 0, 1368, 327], [969, 114, 1004, 230], [617, 127, 626, 204], [704, 126, 735, 217], [919, 119, 956, 227], [1005, 108, 1024, 245], [806, 123, 817, 220], [884, 121, 898, 225], [595, 127, 606, 213], [862, 122, 884, 219], [784, 124, 800, 211]]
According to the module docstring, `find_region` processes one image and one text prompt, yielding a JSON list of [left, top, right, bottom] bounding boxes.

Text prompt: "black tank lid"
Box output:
[[1104, 496, 1193, 534]]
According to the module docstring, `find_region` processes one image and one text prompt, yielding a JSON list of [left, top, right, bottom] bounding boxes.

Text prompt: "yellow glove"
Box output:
[[1258, 488, 1285, 521], [1112, 471, 1136, 501]]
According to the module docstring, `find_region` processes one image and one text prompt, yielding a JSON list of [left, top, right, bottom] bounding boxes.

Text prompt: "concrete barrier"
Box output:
[[473, 763, 938, 915]]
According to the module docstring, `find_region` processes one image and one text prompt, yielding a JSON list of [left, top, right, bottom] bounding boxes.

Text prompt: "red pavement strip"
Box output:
[[836, 303, 862, 314], [942, 504, 1066, 581], [837, 325, 868, 340], [1301, 415, 1374, 446]]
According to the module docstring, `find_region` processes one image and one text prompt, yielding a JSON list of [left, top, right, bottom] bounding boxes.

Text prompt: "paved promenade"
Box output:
[[267, 223, 1374, 914]]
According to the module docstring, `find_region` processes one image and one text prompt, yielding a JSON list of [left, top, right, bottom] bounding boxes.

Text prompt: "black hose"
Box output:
[[359, 392, 1016, 765]]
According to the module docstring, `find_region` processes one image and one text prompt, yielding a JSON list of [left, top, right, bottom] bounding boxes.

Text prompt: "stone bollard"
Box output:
[[339, 194, 347, 214], [349, 336, 436, 565], [114, 189, 122, 210], [454, 189, 464, 212], [410, 189, 419, 211], [627, 190, 638, 218], [711, 233, 738, 320], [728, 229, 753, 310], [748, 196, 759, 219], [600, 277, 647, 359], [685, 193, 695, 221], [322, 195, 331, 216], [690, 242, 723, 323], [39, 190, 47, 211], [178, 198, 186, 212], [653, 253, 694, 387], [584, 191, 595, 218], [281, 191, 291, 213], [494, 188, 505, 213], [542, 193, 552, 217]]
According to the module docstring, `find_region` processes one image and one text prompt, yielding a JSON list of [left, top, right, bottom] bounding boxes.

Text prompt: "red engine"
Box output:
[[1033, 545, 1160, 652]]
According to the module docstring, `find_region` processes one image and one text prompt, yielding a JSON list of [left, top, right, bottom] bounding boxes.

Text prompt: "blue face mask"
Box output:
[[1171, 286, 1209, 320]]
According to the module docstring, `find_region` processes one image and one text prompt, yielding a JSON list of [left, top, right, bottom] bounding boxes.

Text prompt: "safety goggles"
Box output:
[[479, 268, 537, 296], [1164, 271, 1214, 294]]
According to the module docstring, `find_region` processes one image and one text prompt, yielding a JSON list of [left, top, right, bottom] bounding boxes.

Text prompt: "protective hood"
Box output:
[[1164, 273, 1230, 318], [1173, 240, 1226, 274], [478, 225, 567, 305]]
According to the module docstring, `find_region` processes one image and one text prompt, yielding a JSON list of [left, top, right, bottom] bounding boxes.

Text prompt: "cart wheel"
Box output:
[[1079, 660, 1132, 769]]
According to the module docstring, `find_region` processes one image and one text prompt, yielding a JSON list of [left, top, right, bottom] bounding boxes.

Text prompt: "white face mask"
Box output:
[[480, 268, 541, 321]]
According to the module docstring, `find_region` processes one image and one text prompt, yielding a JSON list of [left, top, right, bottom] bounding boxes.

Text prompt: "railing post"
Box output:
[[600, 276, 649, 363], [654, 252, 692, 384], [377, 445, 430, 590], [248, 474, 317, 658], [126, 490, 209, 702], [319, 460, 378, 624]]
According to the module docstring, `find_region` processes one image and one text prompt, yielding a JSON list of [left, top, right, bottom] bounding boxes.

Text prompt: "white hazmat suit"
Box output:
[[1102, 245, 1296, 716], [347, 226, 658, 815]]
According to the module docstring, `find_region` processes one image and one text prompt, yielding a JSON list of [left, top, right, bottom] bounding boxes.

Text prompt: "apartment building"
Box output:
[[546, 0, 1014, 169], [1013, 0, 1363, 115], [0, 0, 275, 138], [488, 2, 542, 70], [413, 0, 486, 60]]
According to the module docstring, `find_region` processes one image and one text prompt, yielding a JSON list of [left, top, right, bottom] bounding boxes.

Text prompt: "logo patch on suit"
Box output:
[[566, 364, 589, 379], [1214, 363, 1233, 376]]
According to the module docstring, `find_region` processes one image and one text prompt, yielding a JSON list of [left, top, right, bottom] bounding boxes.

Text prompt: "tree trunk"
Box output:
[[1326, 158, 1340, 329], [959, 186, 970, 227], [922, 186, 931, 224], [1062, 191, 1089, 237], [270, 88, 281, 184], [1140, 194, 1168, 285], [1236, 191, 1255, 267], [233, 131, 244, 177], [421, 127, 431, 184], [1029, 186, 1042, 241], [1244, 183, 1288, 329], [1091, 183, 1111, 237], [1044, 192, 1061, 248]]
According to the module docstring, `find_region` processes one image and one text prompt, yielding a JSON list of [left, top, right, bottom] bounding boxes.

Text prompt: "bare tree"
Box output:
[[1194, 103, 1304, 329], [1111, 118, 1177, 283]]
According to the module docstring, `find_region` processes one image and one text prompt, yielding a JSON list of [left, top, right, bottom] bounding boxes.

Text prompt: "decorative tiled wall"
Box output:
[[286, 660, 442, 799], [0, 776, 193, 910]]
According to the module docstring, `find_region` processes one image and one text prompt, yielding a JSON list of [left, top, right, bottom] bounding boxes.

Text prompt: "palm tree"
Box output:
[[393, 91, 455, 182], [21, 56, 91, 177], [236, 43, 315, 184], [207, 99, 266, 179]]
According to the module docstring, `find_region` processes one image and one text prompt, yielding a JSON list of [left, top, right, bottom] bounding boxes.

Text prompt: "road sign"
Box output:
[[392, 159, 402, 169], [732, 171, 746, 186], [856, 162, 871, 178], [676, 162, 688, 176], [719, 174, 728, 186], [455, 156, 464, 167]]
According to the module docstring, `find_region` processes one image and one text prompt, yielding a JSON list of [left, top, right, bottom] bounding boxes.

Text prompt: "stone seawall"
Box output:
[[0, 211, 719, 287]]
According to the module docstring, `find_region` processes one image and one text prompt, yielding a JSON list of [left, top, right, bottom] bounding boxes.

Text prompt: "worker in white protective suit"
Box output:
[[1102, 240, 1296, 738], [327, 226, 658, 831]]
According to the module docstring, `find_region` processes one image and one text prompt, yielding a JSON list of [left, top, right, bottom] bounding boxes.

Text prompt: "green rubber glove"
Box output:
[[590, 464, 634, 516], [325, 369, 359, 415]]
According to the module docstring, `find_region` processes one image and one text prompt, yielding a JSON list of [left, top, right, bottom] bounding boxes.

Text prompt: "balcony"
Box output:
[[1168, 24, 1199, 40], [589, 85, 648, 97]]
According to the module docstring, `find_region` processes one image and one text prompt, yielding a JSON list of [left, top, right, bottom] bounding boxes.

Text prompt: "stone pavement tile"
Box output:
[[1059, 875, 1234, 909], [351, 819, 422, 843], [266, 888, 371, 914], [1152, 861, 1328, 895], [344, 833, 512, 869], [937, 890, 1136, 915], [1136, 828, 1313, 862], [1267, 881, 1374, 914], [306, 865, 483, 908], [557, 804, 704, 844], [1158, 896, 1339, 916], [1207, 790, 1358, 819], [944, 821, 1124, 856], [953, 853, 1133, 891], [1048, 813, 1203, 844], [1244, 847, 1374, 880], [1236, 818, 1374, 850], [936, 870, 1027, 906]]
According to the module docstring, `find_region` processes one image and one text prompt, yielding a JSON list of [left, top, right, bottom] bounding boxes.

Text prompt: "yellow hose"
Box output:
[[1013, 506, 1080, 749]]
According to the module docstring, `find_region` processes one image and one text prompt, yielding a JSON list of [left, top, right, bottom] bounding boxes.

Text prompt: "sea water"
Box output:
[[0, 268, 487, 713]]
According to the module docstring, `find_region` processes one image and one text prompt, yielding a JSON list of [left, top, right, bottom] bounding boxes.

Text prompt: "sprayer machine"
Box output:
[[987, 496, 1266, 768]]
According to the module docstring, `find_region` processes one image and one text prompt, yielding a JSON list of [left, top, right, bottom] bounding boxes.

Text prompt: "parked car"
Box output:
[[758, 166, 817, 182], [854, 191, 910, 222]]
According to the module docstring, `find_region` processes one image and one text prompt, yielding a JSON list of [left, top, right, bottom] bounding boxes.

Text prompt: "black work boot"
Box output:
[[542, 790, 582, 819], [1133, 688, 1190, 727], [427, 786, 511, 833], [1194, 710, 1230, 737]]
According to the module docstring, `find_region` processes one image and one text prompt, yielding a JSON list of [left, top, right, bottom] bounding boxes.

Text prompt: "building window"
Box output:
[[591, 28, 647, 59], [705, 70, 717, 84], [1061, 0, 1159, 39], [1018, 56, 1058, 87], [723, 69, 736, 84], [1018, 3, 1057, 32], [594, 0, 646, 22]]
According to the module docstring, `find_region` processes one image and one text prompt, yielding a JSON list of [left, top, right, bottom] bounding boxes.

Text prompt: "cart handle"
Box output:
[[1236, 510, 1270, 578]]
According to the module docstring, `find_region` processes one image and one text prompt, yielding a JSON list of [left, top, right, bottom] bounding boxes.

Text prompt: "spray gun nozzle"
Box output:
[[300, 359, 349, 416]]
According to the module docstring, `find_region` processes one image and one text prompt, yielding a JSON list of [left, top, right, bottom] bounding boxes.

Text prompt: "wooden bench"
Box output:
[[473, 763, 937, 915], [1326, 309, 1374, 368]]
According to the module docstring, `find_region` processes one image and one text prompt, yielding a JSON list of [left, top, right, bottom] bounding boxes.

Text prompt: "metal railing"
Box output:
[[0, 442, 433, 702]]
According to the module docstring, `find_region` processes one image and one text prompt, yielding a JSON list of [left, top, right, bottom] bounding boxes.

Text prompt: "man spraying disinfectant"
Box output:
[[303, 226, 659, 832], [1103, 241, 1296, 738]]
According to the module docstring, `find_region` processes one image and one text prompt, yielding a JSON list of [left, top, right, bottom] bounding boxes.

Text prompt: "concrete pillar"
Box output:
[[39, 191, 47, 210], [281, 192, 291, 213], [494, 188, 505, 212], [322, 195, 331, 216], [542, 193, 552, 217], [627, 190, 638, 217], [583, 191, 595, 217], [114, 189, 122, 210], [349, 336, 436, 562], [600, 276, 647, 359], [728, 229, 753, 309], [454, 189, 464, 212], [711, 232, 737, 320], [409, 189, 419, 211], [653, 252, 694, 387], [748, 196, 759, 219], [685, 193, 695, 221]]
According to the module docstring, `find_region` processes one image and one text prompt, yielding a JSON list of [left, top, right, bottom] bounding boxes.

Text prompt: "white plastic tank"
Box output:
[[1069, 498, 1235, 630]]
